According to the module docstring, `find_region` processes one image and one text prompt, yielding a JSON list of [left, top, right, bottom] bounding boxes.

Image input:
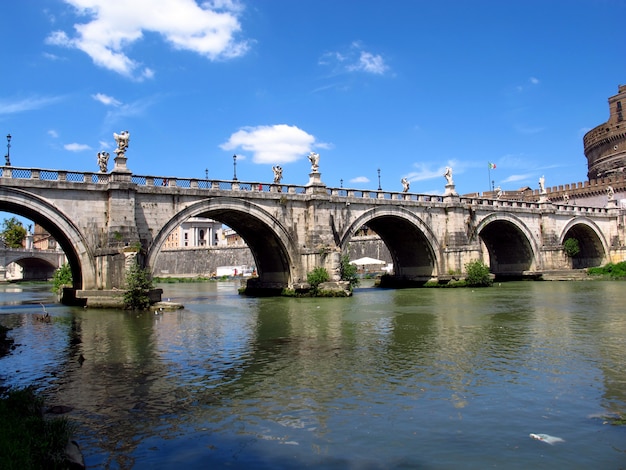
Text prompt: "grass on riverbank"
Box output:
[[587, 261, 626, 279], [0, 387, 75, 470]]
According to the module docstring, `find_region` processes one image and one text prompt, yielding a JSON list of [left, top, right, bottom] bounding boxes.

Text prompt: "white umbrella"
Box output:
[[350, 257, 387, 266]]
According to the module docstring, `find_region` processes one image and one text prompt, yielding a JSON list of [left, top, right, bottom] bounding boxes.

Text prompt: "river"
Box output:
[[0, 280, 625, 469]]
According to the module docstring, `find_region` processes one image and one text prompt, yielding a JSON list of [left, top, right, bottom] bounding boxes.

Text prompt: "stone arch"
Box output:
[[475, 213, 540, 277], [4, 254, 58, 281], [147, 197, 299, 288], [340, 207, 440, 279], [559, 217, 608, 268], [0, 187, 93, 289]]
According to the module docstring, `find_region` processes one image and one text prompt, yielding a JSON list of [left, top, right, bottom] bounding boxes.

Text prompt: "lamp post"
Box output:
[[205, 168, 208, 179], [232, 154, 238, 181], [5, 134, 11, 166], [377, 168, 381, 190], [340, 179, 343, 188]]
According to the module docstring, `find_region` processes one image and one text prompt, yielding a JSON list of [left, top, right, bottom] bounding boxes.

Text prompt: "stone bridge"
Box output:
[[1, 163, 625, 300], [0, 246, 66, 281]]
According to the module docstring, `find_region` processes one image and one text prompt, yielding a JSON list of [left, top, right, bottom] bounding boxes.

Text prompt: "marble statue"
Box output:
[[607, 185, 615, 201], [272, 165, 283, 184], [443, 166, 454, 185], [308, 152, 320, 172], [563, 192, 570, 204], [495, 186, 503, 199], [97, 151, 110, 172], [113, 130, 130, 155], [401, 177, 410, 192], [539, 175, 546, 194]]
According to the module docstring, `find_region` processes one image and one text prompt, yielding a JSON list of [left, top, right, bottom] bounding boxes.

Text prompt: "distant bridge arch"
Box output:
[[476, 213, 540, 277], [340, 206, 441, 279], [147, 197, 299, 288], [0, 186, 89, 289]]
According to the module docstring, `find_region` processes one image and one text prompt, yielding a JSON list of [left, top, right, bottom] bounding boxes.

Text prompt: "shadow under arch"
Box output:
[[340, 207, 440, 284], [560, 217, 608, 268], [147, 197, 298, 291], [0, 187, 92, 289], [3, 254, 58, 281], [475, 213, 540, 278]]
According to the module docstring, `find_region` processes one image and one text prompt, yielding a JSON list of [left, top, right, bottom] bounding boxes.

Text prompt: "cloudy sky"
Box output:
[[1, 0, 625, 196]]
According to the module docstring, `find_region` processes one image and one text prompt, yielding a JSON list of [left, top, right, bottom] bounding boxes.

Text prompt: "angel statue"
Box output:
[[308, 152, 320, 172], [272, 165, 283, 184], [443, 166, 454, 185], [97, 151, 110, 172], [401, 177, 410, 192], [113, 130, 130, 155]]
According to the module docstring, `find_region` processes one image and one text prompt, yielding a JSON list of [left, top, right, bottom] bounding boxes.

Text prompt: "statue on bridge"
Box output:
[[113, 130, 130, 156], [272, 165, 283, 184], [97, 151, 110, 172], [401, 177, 410, 192], [539, 175, 546, 194], [308, 152, 320, 173], [443, 166, 454, 186], [607, 185, 615, 201]]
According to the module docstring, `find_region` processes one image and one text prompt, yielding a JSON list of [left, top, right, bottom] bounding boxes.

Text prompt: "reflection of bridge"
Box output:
[[0, 246, 66, 281], [0, 165, 625, 300]]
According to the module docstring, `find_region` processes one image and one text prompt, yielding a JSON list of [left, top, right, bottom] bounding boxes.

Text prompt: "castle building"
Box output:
[[584, 85, 626, 180]]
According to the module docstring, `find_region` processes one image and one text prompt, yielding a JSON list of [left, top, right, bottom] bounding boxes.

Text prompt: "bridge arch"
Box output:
[[340, 207, 440, 279], [147, 197, 299, 287], [3, 254, 58, 281], [560, 217, 608, 268], [0, 187, 92, 289], [475, 213, 540, 277]]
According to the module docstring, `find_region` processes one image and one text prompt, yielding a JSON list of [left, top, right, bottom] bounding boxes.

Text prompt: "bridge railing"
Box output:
[[0, 166, 615, 213]]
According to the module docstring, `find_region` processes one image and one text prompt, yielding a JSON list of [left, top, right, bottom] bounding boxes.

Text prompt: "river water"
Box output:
[[0, 280, 625, 469]]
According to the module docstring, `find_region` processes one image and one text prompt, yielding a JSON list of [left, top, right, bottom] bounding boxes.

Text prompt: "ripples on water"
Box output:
[[1, 281, 625, 469]]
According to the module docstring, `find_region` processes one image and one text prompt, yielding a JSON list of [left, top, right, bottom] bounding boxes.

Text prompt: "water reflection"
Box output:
[[0, 281, 625, 469]]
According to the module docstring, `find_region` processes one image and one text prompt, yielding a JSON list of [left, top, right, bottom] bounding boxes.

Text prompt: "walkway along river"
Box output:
[[0, 280, 625, 469]]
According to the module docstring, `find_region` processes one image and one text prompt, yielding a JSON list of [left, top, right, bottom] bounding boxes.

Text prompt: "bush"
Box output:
[[124, 261, 154, 310], [51, 263, 72, 295], [307, 266, 330, 294], [465, 260, 493, 287], [563, 238, 580, 257], [339, 255, 359, 289]]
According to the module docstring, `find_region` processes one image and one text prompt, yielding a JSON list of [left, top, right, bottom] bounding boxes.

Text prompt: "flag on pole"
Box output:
[[488, 162, 496, 169]]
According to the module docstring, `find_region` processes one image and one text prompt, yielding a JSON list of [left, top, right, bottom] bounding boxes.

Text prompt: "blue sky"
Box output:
[[1, 0, 625, 199]]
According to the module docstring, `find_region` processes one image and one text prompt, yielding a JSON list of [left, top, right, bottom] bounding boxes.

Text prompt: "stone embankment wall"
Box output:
[[153, 246, 255, 277], [153, 237, 391, 277]]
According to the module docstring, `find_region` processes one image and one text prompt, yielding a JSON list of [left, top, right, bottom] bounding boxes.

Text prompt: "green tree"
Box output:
[[1, 217, 27, 248], [339, 254, 359, 289], [123, 261, 154, 309], [307, 266, 330, 294], [52, 263, 72, 295], [563, 238, 580, 257], [465, 260, 493, 287]]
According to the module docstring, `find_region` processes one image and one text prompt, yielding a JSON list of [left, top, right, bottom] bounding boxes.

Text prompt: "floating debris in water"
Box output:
[[530, 433, 565, 445]]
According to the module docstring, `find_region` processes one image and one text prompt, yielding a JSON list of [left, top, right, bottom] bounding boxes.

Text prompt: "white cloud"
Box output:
[[347, 51, 388, 75], [92, 93, 121, 106], [220, 124, 317, 164], [64, 143, 91, 152], [0, 96, 62, 115], [350, 176, 370, 183], [47, 0, 249, 79], [48, 130, 59, 138], [320, 42, 389, 76], [404, 162, 453, 182]]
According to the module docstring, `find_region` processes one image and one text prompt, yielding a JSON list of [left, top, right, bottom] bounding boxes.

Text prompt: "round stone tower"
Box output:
[[584, 85, 626, 180]]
